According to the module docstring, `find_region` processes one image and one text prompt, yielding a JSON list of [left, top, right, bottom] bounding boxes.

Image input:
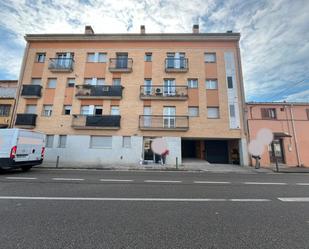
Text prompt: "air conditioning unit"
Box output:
[[155, 88, 162, 94]]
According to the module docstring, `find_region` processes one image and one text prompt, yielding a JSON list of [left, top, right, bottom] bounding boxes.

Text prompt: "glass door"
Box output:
[[164, 79, 176, 96], [143, 107, 152, 127], [163, 107, 176, 128], [116, 53, 128, 68]]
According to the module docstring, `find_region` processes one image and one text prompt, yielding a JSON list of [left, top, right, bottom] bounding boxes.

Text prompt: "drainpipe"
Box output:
[[289, 104, 301, 166]]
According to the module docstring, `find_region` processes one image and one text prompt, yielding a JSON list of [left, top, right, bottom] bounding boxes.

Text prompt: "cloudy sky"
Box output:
[[0, 0, 308, 102]]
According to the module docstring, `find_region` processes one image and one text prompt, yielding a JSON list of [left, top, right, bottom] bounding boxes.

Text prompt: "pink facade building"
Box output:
[[247, 102, 309, 168]]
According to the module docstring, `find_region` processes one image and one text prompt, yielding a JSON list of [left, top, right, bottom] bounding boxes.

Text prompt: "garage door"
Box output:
[[205, 140, 229, 164]]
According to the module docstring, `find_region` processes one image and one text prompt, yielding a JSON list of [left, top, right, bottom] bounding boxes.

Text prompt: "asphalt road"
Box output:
[[0, 168, 309, 249]]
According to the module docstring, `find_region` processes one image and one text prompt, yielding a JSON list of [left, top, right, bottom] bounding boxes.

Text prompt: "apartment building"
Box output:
[[14, 25, 248, 167], [0, 80, 17, 128], [247, 102, 309, 167]]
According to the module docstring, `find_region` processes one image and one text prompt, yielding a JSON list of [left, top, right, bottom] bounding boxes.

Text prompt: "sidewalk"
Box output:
[[275, 166, 309, 173]]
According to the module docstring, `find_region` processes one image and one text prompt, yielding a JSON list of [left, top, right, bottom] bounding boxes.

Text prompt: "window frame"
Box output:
[[35, 53, 46, 63], [25, 104, 37, 114], [145, 53, 152, 62], [205, 53, 216, 63], [46, 135, 54, 148], [227, 76, 233, 89], [122, 136, 131, 148], [58, 135, 67, 148], [187, 79, 198, 89], [42, 105, 53, 117], [67, 78, 75, 87], [188, 107, 199, 117], [207, 107, 220, 119], [47, 78, 57, 89], [261, 108, 277, 120], [0, 104, 11, 117], [90, 136, 112, 149], [63, 105, 72, 115], [205, 79, 218, 89]]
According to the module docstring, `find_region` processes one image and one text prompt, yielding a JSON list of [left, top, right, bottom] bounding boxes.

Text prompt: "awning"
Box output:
[[273, 132, 292, 138]]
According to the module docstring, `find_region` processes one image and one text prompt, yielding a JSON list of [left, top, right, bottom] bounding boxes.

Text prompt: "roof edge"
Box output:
[[246, 101, 309, 106]]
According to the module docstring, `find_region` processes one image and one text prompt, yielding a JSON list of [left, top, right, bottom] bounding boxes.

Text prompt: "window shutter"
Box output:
[[261, 108, 267, 118]]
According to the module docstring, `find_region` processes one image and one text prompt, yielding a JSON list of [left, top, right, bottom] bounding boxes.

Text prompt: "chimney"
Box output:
[[140, 25, 145, 34], [193, 24, 199, 34], [85, 25, 94, 35]]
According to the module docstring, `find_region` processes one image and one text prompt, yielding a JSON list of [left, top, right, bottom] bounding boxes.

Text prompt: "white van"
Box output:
[[0, 128, 45, 171]]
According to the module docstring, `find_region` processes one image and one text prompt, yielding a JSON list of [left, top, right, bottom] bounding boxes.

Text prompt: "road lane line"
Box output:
[[52, 178, 84, 181], [100, 179, 133, 182], [194, 181, 231, 184], [278, 198, 309, 202], [296, 183, 309, 186], [244, 182, 287, 185], [0, 196, 271, 202], [144, 180, 182, 183], [5, 177, 37, 180]]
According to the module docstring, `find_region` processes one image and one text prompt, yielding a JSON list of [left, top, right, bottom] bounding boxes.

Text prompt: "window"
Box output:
[[84, 78, 93, 85], [229, 104, 236, 117], [87, 53, 95, 62], [207, 107, 220, 119], [111, 106, 120, 115], [227, 76, 233, 89], [123, 136, 131, 148], [81, 105, 90, 115], [144, 79, 152, 95], [46, 135, 54, 148], [87, 52, 107, 62], [112, 78, 121, 86], [188, 107, 199, 117], [206, 79, 218, 89], [42, 105, 53, 117], [261, 108, 277, 119], [25, 105, 36, 114], [31, 78, 42, 85], [47, 78, 57, 88], [145, 53, 152, 62], [98, 53, 107, 62], [0, 105, 10, 116], [58, 135, 67, 148], [187, 79, 198, 88], [205, 53, 216, 63], [67, 78, 75, 87], [97, 78, 105, 85], [63, 105, 72, 115], [36, 53, 46, 63], [90, 136, 112, 148], [94, 106, 103, 115], [84, 78, 104, 85]]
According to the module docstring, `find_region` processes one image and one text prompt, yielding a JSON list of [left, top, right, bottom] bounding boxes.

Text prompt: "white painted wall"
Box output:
[[164, 136, 182, 165], [239, 137, 249, 166]]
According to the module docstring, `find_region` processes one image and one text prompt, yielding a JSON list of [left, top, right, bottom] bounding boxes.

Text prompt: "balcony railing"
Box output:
[[109, 58, 133, 73], [72, 115, 121, 129], [139, 115, 189, 131], [48, 58, 74, 72], [165, 58, 188, 72], [75, 85, 123, 99], [21, 85, 42, 98], [140, 85, 188, 100], [15, 114, 37, 128]]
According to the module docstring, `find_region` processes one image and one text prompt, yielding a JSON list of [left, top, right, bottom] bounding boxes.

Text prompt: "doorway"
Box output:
[[270, 139, 285, 163], [205, 140, 229, 164]]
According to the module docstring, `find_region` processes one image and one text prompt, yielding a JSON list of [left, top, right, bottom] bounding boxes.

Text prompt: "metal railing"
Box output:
[[165, 58, 188, 72], [140, 85, 188, 99], [109, 58, 133, 72], [75, 85, 123, 98], [72, 115, 121, 129], [21, 85, 42, 98], [15, 114, 37, 127], [48, 58, 74, 71], [139, 115, 189, 130]]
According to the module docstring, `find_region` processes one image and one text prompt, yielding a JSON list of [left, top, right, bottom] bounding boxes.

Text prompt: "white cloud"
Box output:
[[282, 89, 309, 102]]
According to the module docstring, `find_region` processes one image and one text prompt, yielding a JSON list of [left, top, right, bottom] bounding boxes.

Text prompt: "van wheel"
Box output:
[[21, 166, 32, 172]]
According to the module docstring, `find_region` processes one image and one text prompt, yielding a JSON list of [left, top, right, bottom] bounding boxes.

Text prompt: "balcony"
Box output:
[[109, 58, 133, 73], [72, 115, 121, 130], [139, 115, 189, 131], [140, 85, 188, 100], [75, 85, 123, 99], [15, 114, 37, 128], [165, 58, 188, 72], [21, 85, 42, 98], [48, 58, 74, 72]]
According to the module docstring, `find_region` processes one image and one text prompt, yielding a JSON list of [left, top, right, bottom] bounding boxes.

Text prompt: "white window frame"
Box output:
[[42, 105, 53, 117], [81, 105, 90, 115], [46, 135, 54, 148], [111, 106, 120, 115], [90, 136, 112, 149], [47, 78, 57, 88], [31, 78, 42, 85], [145, 53, 152, 62], [36, 53, 46, 63], [122, 136, 131, 148], [63, 105, 72, 115], [205, 53, 216, 63], [67, 78, 75, 87], [206, 79, 218, 89], [187, 79, 198, 89], [25, 105, 37, 114], [207, 107, 220, 119], [58, 135, 67, 148], [188, 107, 199, 117]]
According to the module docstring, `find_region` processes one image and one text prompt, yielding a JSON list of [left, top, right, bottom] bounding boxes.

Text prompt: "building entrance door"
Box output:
[[270, 139, 285, 163], [143, 138, 155, 162]]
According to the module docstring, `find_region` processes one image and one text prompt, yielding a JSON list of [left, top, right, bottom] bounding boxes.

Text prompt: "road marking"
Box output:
[[194, 181, 231, 184], [244, 182, 287, 185], [296, 183, 309, 186], [144, 180, 182, 183], [5, 177, 37, 180], [52, 178, 84, 181], [278, 198, 309, 202], [0, 196, 271, 202], [100, 179, 133, 182]]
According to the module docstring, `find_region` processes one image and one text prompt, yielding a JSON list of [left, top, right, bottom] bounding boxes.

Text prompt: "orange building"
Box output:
[[0, 80, 17, 128], [13, 25, 248, 167], [247, 102, 309, 168]]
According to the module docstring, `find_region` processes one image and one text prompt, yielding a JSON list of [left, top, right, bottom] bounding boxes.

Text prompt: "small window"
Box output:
[[31, 78, 42, 85], [67, 78, 75, 87], [84, 78, 93, 85], [81, 105, 90, 115], [261, 108, 277, 119], [47, 78, 57, 88], [145, 53, 152, 62], [36, 53, 46, 63], [111, 106, 120, 115], [42, 105, 53, 117], [123, 136, 131, 148], [90, 136, 112, 148], [227, 76, 233, 89], [0, 105, 11, 116], [58, 135, 67, 148], [207, 107, 220, 119], [87, 53, 95, 62], [63, 105, 72, 115], [206, 79, 218, 89], [25, 105, 36, 114], [205, 53, 216, 63], [94, 106, 103, 115], [229, 104, 236, 117], [97, 78, 105, 85], [187, 79, 198, 88], [188, 107, 199, 117], [46, 135, 54, 148], [112, 78, 121, 86], [98, 53, 107, 62]]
